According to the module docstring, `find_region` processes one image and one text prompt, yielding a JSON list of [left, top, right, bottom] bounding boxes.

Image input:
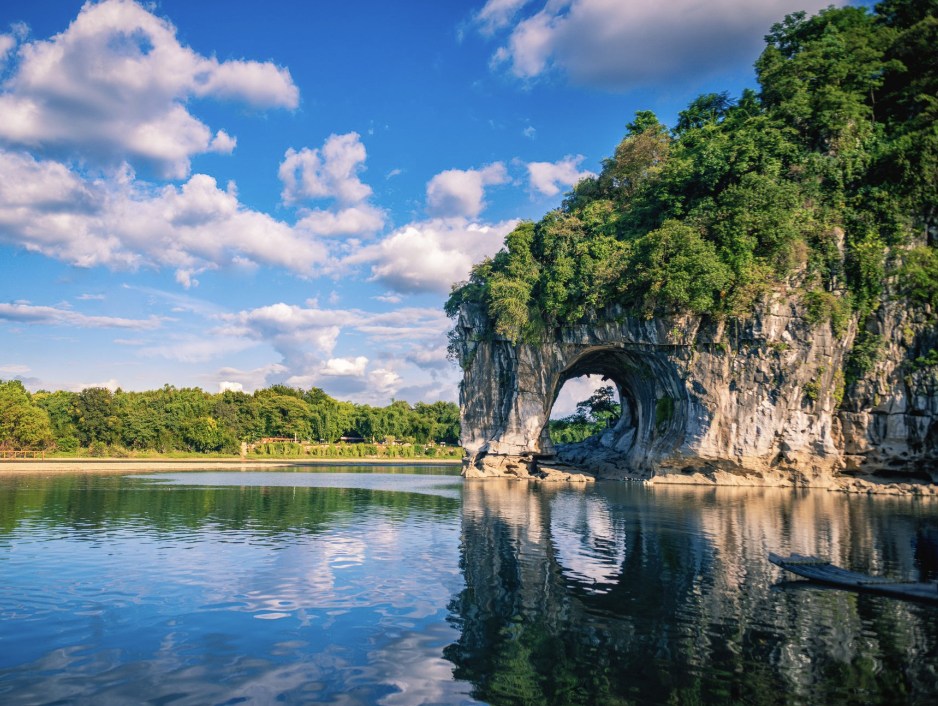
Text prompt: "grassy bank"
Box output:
[[32, 442, 464, 462]]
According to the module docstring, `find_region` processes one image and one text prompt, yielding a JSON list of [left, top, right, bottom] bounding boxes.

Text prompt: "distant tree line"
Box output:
[[0, 379, 461, 454]]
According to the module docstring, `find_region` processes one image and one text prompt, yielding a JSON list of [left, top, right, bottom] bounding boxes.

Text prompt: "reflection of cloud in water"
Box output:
[[370, 624, 481, 706], [140, 471, 462, 500], [0, 484, 470, 705], [550, 492, 625, 591]]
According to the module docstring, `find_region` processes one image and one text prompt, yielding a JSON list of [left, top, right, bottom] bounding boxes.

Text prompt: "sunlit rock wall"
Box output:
[[452, 292, 938, 483]]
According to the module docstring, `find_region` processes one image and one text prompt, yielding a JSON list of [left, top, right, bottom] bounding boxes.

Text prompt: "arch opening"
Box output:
[[542, 346, 688, 472], [548, 375, 623, 446]]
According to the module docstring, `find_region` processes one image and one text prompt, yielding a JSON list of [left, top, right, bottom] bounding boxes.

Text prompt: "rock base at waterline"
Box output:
[[465, 451, 938, 496], [463, 454, 595, 483]]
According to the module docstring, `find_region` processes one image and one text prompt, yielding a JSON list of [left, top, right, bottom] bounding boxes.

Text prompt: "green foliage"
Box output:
[[0, 380, 54, 450], [844, 330, 884, 385], [655, 396, 675, 428], [912, 348, 938, 369], [632, 222, 732, 315], [803, 380, 821, 403], [2, 382, 462, 457], [832, 370, 846, 406], [900, 245, 938, 309], [549, 385, 621, 444], [75, 387, 118, 446], [803, 288, 852, 335]]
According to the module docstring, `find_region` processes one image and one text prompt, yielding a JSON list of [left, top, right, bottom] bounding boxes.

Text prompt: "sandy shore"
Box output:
[[0, 457, 462, 475]]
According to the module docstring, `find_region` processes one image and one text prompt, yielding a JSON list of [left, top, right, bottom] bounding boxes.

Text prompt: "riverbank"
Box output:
[[496, 458, 938, 498], [0, 457, 462, 475], [645, 467, 938, 498]]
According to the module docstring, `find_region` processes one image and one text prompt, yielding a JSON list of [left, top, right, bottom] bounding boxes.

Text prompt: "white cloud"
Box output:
[[406, 344, 451, 370], [212, 364, 287, 393], [219, 381, 244, 393], [279, 133, 373, 205], [0, 34, 14, 65], [138, 334, 257, 363], [527, 155, 594, 197], [72, 378, 120, 392], [551, 374, 615, 418], [295, 203, 386, 238], [0, 149, 329, 283], [0, 301, 162, 329], [475, 0, 533, 34], [0, 363, 31, 375], [369, 368, 402, 397], [351, 217, 517, 294], [0, 0, 298, 178], [216, 303, 452, 396], [486, 0, 837, 90], [321, 356, 369, 377], [278, 133, 386, 239], [426, 162, 508, 218]]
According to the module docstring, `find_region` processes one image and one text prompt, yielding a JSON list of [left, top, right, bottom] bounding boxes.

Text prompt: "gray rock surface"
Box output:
[[452, 293, 938, 486]]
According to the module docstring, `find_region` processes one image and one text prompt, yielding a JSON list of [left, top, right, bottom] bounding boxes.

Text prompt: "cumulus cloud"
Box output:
[[350, 217, 517, 294], [551, 374, 615, 418], [0, 34, 14, 65], [138, 334, 256, 363], [216, 302, 452, 395], [218, 381, 243, 393], [485, 0, 837, 90], [0, 0, 298, 178], [369, 368, 402, 397], [295, 203, 386, 238], [527, 155, 594, 197], [475, 0, 533, 35], [426, 163, 508, 218], [279, 132, 386, 238], [213, 364, 287, 393], [321, 356, 369, 377], [279, 133, 372, 205], [0, 301, 162, 329], [0, 149, 328, 284]]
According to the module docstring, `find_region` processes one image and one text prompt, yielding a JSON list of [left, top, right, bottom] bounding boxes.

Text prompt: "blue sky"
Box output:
[[0, 0, 845, 411]]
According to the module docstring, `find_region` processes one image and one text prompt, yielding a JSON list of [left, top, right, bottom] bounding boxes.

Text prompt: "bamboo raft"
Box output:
[[769, 553, 938, 604]]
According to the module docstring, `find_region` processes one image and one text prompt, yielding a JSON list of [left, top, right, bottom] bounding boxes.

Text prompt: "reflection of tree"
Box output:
[[0, 474, 459, 536], [446, 482, 938, 705]]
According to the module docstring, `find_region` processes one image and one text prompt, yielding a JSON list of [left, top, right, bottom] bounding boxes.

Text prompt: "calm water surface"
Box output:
[[1, 466, 937, 705]]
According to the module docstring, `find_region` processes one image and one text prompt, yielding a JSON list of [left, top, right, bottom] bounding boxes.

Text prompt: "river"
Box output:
[[1, 466, 936, 705]]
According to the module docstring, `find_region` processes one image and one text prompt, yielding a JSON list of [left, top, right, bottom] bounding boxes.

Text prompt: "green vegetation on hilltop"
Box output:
[[446, 0, 937, 343], [0, 379, 460, 455]]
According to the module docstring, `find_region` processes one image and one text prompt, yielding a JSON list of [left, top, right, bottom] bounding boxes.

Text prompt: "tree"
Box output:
[[633, 221, 732, 315], [255, 390, 312, 440], [575, 385, 621, 426], [34, 390, 79, 451], [675, 92, 735, 134], [0, 380, 54, 450], [75, 387, 118, 446]]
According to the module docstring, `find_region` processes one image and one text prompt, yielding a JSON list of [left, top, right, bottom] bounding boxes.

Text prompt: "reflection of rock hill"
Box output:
[[453, 295, 938, 484], [445, 482, 938, 705]]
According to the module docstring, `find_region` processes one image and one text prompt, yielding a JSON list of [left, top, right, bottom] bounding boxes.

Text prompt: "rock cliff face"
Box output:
[[453, 292, 938, 485]]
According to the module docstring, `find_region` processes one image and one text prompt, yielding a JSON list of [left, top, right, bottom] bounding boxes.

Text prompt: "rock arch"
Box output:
[[545, 346, 690, 469], [453, 299, 857, 481]]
